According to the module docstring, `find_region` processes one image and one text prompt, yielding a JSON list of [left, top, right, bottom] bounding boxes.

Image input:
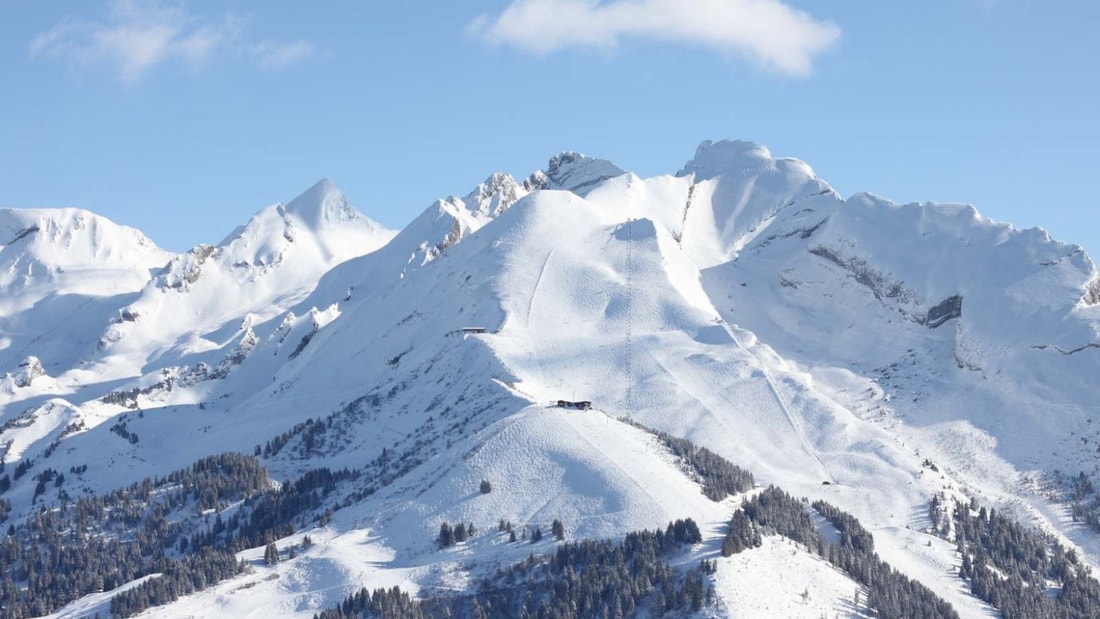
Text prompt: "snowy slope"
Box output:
[[0, 207, 167, 305], [690, 154, 1100, 540], [96, 179, 395, 366], [0, 181, 393, 405], [4, 141, 1099, 618], [0, 208, 171, 377]]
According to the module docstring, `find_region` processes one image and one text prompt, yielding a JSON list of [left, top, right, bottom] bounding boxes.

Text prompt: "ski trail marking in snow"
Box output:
[[645, 346, 745, 450], [719, 321, 832, 481], [526, 249, 556, 329], [560, 411, 673, 514]]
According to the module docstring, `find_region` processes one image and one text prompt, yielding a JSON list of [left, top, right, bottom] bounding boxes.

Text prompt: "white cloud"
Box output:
[[30, 0, 318, 82], [248, 40, 319, 72], [469, 0, 840, 76]]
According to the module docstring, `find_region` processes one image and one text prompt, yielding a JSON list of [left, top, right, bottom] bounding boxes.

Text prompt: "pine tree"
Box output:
[[551, 519, 565, 541], [438, 522, 455, 547], [264, 542, 279, 565]]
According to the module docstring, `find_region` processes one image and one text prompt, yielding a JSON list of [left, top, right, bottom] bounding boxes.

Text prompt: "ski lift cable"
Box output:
[[625, 218, 634, 421]]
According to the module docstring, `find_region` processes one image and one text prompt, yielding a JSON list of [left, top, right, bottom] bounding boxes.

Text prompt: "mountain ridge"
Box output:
[[2, 140, 1099, 618]]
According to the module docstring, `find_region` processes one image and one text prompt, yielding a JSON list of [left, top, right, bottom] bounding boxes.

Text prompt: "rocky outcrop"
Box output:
[[1085, 276, 1100, 306], [14, 356, 46, 388], [159, 244, 218, 291], [925, 295, 963, 328], [809, 246, 917, 304]]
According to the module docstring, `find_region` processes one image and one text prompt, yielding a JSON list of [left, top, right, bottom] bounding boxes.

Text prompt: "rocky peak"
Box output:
[[14, 356, 47, 388], [541, 151, 626, 196], [465, 172, 524, 219]]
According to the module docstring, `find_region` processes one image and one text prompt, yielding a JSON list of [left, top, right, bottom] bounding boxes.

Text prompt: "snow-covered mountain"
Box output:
[[0, 208, 172, 390], [3, 141, 1099, 618]]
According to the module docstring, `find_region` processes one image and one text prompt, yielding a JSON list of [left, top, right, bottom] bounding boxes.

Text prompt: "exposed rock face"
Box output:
[[159, 244, 218, 291], [467, 173, 524, 219], [539, 151, 627, 196], [117, 308, 141, 323], [15, 356, 46, 388], [926, 295, 963, 328], [809, 245, 916, 303], [8, 224, 39, 243], [1085, 277, 1100, 306]]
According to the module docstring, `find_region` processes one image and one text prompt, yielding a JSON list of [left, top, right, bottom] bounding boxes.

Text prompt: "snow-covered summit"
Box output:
[[218, 179, 390, 263], [282, 178, 369, 227], [0, 206, 161, 255], [100, 180, 395, 361], [0, 206, 170, 320], [677, 139, 816, 182], [0, 181, 395, 373], [0, 207, 168, 284], [527, 150, 627, 196]]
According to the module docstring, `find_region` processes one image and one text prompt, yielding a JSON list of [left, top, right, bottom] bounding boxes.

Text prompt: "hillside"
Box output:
[[2, 140, 1099, 618]]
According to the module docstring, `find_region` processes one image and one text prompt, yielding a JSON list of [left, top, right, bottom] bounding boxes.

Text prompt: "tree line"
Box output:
[[948, 494, 1100, 618], [315, 518, 710, 619], [622, 419, 755, 501], [0, 452, 355, 618], [724, 486, 959, 619]]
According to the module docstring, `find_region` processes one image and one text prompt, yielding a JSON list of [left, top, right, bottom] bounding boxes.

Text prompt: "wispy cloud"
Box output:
[[30, 0, 319, 82], [248, 39, 319, 72], [469, 0, 840, 76]]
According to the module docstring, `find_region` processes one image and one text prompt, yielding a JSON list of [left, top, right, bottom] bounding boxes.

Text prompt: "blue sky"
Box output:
[[2, 0, 1098, 254]]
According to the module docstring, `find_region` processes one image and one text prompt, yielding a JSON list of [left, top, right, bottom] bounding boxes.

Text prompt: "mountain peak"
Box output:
[[464, 172, 524, 219], [217, 179, 388, 249], [283, 178, 360, 225], [185, 179, 394, 294], [677, 139, 779, 180], [537, 151, 626, 196], [677, 139, 819, 186], [0, 207, 166, 276]]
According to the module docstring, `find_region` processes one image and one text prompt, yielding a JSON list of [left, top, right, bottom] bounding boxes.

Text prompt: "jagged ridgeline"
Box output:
[[0, 453, 352, 618], [4, 139, 1100, 617]]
